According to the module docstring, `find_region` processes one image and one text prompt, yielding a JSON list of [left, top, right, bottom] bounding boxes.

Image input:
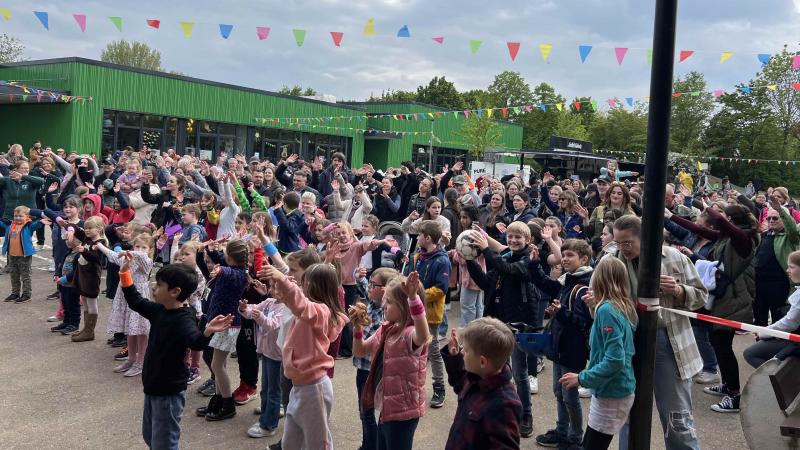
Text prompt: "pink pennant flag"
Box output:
[[713, 89, 723, 97], [607, 99, 618, 108], [614, 47, 628, 65], [432, 36, 444, 44], [793, 55, 800, 69], [507, 42, 521, 61], [679, 50, 694, 62], [330, 32, 344, 47], [256, 26, 270, 40], [73, 14, 87, 32], [463, 110, 471, 118]]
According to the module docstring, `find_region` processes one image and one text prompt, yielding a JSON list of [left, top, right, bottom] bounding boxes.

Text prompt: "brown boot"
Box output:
[[73, 311, 87, 336], [72, 313, 97, 342]]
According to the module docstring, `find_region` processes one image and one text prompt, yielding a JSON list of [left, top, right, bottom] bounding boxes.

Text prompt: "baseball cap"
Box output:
[[249, 156, 260, 163], [597, 175, 611, 184], [453, 175, 467, 185]]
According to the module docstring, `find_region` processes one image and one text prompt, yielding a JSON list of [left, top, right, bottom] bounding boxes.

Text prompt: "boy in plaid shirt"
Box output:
[[352, 268, 399, 450]]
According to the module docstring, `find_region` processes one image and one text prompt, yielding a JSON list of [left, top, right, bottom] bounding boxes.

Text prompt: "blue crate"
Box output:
[[516, 332, 553, 356]]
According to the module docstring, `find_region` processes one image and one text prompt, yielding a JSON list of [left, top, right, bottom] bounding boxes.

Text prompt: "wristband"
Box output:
[[408, 295, 426, 320], [113, 245, 122, 252], [354, 329, 364, 340], [119, 271, 134, 288]]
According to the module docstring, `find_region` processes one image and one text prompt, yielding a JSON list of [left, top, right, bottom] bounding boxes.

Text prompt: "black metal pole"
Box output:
[[628, 0, 678, 448]]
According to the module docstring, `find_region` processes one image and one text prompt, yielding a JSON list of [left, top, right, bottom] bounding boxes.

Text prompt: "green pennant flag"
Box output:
[[469, 39, 482, 54], [647, 49, 652, 65], [591, 100, 598, 111], [293, 29, 306, 47], [453, 111, 459, 118], [691, 91, 701, 97], [513, 106, 521, 114], [22, 95, 28, 102], [109, 16, 122, 32]]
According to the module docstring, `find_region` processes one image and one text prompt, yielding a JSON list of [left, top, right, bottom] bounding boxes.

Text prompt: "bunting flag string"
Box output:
[[254, 117, 434, 137], [4, 7, 799, 68], [254, 81, 800, 124], [0, 81, 94, 103], [592, 147, 800, 167]]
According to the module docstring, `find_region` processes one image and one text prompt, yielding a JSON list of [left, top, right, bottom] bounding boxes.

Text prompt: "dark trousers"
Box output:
[[356, 368, 377, 450], [582, 426, 613, 450], [236, 319, 259, 387], [106, 261, 120, 300], [377, 418, 419, 450], [710, 329, 740, 392], [8, 255, 32, 296], [60, 285, 81, 327], [339, 284, 360, 356], [753, 276, 790, 326], [35, 196, 45, 245], [744, 338, 792, 368], [142, 392, 185, 450]]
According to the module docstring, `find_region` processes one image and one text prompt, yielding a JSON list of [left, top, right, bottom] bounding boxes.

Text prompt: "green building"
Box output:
[[0, 57, 522, 170]]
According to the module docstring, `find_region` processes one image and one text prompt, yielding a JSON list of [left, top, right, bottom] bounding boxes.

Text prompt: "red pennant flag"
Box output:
[[792, 83, 800, 90], [147, 19, 160, 29], [330, 32, 344, 47], [679, 50, 694, 62], [507, 42, 520, 61], [501, 107, 508, 118], [432, 37, 444, 44], [435, 112, 441, 118], [672, 93, 682, 97], [574, 101, 581, 111]]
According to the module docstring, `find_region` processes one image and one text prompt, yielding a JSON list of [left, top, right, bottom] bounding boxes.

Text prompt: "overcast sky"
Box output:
[[3, 0, 800, 106]]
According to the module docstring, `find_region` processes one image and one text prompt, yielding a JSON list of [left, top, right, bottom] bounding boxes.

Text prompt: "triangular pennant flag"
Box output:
[[397, 25, 410, 38], [555, 103, 562, 112], [512, 106, 521, 114], [679, 50, 694, 62], [672, 93, 683, 98], [690, 91, 701, 97], [608, 99, 618, 108], [720, 52, 734, 63], [507, 42, 520, 61], [574, 101, 581, 111], [363, 18, 376, 36], [757, 54, 771, 66], [647, 49, 653, 65], [109, 16, 122, 32], [21, 95, 28, 102], [469, 39, 482, 54], [73, 14, 87, 32], [792, 83, 800, 91], [625, 97, 634, 107], [793, 55, 800, 69], [256, 26, 270, 40], [713, 90, 723, 97], [219, 24, 234, 39], [147, 19, 160, 29], [476, 109, 483, 118], [578, 45, 592, 63], [33, 11, 49, 30], [293, 29, 306, 47], [432, 37, 444, 44], [591, 100, 598, 110], [180, 22, 194, 38], [538, 103, 547, 112], [614, 47, 628, 65], [767, 85, 777, 91], [463, 110, 470, 118], [539, 43, 553, 62], [501, 107, 508, 118], [0, 7, 10, 21], [739, 87, 752, 94], [330, 32, 344, 47]]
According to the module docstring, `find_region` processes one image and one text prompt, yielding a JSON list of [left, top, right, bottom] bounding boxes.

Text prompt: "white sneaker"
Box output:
[[247, 422, 276, 438], [113, 361, 134, 373], [279, 405, 285, 418], [123, 365, 142, 377], [528, 375, 539, 394], [47, 262, 55, 272], [693, 371, 720, 385], [46, 316, 60, 322], [536, 358, 545, 374], [578, 387, 591, 398]]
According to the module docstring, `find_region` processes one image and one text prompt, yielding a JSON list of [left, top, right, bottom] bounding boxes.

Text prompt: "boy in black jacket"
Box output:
[[466, 221, 540, 438], [119, 252, 233, 450], [527, 239, 593, 449], [442, 317, 522, 450]]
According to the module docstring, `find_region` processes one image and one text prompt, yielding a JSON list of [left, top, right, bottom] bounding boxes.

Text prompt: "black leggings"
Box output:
[[582, 426, 613, 450], [236, 319, 259, 387], [710, 329, 740, 393], [753, 275, 790, 326]]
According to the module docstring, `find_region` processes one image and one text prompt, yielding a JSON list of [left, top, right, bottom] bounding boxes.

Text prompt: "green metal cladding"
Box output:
[[0, 58, 522, 168]]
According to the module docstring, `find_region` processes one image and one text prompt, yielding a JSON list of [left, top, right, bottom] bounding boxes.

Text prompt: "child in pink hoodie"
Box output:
[[259, 262, 347, 449]]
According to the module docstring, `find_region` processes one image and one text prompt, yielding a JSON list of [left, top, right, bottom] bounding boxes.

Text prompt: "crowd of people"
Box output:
[[1, 140, 799, 450]]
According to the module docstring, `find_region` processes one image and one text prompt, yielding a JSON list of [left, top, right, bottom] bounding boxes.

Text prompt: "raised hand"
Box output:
[[206, 314, 234, 334], [48, 181, 59, 193], [403, 271, 421, 299], [331, 179, 340, 191], [120, 250, 133, 272], [238, 299, 249, 312], [452, 161, 464, 172], [259, 265, 286, 284], [251, 278, 269, 295], [447, 328, 460, 356], [528, 243, 540, 261]]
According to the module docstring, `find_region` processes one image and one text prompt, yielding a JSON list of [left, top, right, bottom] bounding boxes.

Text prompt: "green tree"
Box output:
[[415, 76, 464, 109], [368, 89, 417, 102], [670, 71, 714, 154], [589, 103, 649, 158], [0, 34, 24, 63], [456, 113, 502, 159], [487, 71, 534, 108], [100, 40, 162, 71], [553, 111, 589, 141], [461, 89, 494, 109], [278, 85, 317, 96], [754, 46, 800, 160], [569, 96, 597, 130], [519, 82, 565, 149]]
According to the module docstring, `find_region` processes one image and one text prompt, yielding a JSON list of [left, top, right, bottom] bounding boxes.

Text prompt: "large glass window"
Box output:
[[118, 112, 141, 127]]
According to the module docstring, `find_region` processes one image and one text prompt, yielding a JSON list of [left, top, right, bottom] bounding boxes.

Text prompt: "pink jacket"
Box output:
[[335, 239, 382, 285], [760, 205, 800, 224], [363, 323, 428, 423], [450, 250, 485, 291], [241, 298, 287, 362], [276, 278, 347, 385]]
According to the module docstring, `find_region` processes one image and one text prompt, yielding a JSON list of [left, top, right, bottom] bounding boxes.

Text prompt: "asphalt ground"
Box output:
[[0, 235, 753, 450]]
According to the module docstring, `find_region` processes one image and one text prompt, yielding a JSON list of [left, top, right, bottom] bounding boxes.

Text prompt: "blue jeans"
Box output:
[[619, 329, 699, 450], [459, 288, 484, 327], [552, 363, 583, 444], [259, 355, 282, 431], [356, 369, 377, 450], [437, 313, 449, 338], [511, 344, 532, 416], [377, 418, 419, 450], [60, 285, 81, 327], [142, 391, 186, 450], [690, 318, 717, 374]]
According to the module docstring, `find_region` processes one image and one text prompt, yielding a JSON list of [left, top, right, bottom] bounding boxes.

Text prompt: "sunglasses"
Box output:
[[766, 216, 781, 222]]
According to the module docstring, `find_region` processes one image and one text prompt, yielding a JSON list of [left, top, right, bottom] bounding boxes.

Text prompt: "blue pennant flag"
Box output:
[[219, 24, 234, 39], [538, 104, 547, 112], [397, 25, 410, 38], [625, 97, 634, 107], [33, 11, 49, 30], [578, 45, 592, 63], [739, 87, 752, 94], [757, 53, 771, 66]]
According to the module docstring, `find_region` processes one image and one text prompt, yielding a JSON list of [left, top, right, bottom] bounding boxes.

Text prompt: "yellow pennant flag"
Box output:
[[767, 85, 777, 91], [696, 160, 703, 172], [555, 103, 563, 111], [539, 43, 553, 62], [487, 108, 494, 118], [363, 18, 376, 36], [180, 21, 194, 38], [720, 52, 734, 63], [0, 7, 9, 21]]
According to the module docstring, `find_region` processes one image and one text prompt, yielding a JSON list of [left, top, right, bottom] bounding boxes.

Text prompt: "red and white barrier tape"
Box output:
[[658, 306, 800, 343]]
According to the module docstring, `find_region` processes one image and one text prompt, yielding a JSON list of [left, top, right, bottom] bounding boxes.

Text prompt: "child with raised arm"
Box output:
[[559, 257, 637, 450], [118, 251, 233, 450], [1, 206, 47, 303], [442, 317, 522, 450]]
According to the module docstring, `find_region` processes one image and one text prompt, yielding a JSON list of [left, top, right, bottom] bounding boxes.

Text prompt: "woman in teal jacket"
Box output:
[[560, 257, 637, 450]]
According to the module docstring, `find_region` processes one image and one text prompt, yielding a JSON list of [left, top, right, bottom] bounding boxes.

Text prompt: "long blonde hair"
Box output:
[[589, 257, 638, 327]]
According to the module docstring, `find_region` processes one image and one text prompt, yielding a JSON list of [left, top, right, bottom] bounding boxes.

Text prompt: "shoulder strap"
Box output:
[[568, 284, 588, 310]]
